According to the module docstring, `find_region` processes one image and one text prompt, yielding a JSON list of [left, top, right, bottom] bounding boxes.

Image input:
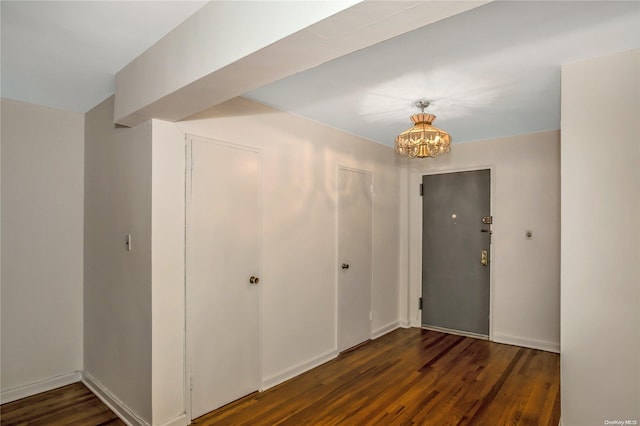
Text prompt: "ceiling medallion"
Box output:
[[394, 100, 451, 159]]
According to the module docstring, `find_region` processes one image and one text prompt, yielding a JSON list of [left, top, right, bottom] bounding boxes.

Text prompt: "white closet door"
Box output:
[[337, 167, 373, 352], [188, 137, 261, 419]]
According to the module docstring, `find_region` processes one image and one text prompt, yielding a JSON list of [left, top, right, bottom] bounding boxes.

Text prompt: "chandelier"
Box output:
[[394, 100, 451, 159]]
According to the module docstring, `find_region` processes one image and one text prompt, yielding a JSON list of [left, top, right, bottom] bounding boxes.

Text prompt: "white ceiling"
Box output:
[[1, 0, 206, 112], [246, 1, 640, 145], [1, 1, 639, 146]]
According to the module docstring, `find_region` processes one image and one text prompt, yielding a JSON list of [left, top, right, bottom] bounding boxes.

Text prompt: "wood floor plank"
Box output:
[[0, 382, 124, 426], [1, 329, 560, 425], [194, 328, 560, 425]]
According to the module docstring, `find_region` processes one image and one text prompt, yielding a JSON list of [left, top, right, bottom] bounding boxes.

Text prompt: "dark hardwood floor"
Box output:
[[194, 328, 560, 426], [0, 382, 124, 425], [0, 328, 560, 426]]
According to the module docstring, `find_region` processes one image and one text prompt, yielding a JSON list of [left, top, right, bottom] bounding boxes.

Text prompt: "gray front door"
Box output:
[[421, 170, 491, 336]]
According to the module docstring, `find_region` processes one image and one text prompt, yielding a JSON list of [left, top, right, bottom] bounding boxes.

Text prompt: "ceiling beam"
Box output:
[[114, 0, 490, 127]]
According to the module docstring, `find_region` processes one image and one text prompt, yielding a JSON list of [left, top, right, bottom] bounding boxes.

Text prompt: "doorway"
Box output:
[[187, 136, 262, 419], [337, 167, 373, 352], [421, 169, 491, 337]]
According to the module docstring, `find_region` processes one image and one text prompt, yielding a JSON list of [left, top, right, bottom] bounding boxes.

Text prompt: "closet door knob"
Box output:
[[249, 276, 260, 284]]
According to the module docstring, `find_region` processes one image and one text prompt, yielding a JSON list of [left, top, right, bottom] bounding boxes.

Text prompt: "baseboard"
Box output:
[[372, 321, 401, 339], [82, 372, 150, 426], [492, 333, 560, 353], [156, 413, 188, 426], [1, 371, 81, 404], [399, 320, 411, 328], [261, 323, 403, 391], [261, 349, 338, 391]]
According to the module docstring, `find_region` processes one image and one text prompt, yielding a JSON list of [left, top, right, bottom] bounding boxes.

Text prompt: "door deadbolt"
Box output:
[[249, 276, 260, 284], [480, 250, 488, 267], [341, 263, 350, 269]]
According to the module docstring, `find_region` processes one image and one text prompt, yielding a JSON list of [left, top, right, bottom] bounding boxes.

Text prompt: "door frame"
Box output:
[[184, 134, 264, 421], [408, 165, 495, 341], [335, 165, 374, 352]]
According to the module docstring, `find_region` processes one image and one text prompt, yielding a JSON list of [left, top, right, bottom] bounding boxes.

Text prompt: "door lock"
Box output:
[[341, 263, 350, 269], [249, 276, 260, 284], [480, 250, 488, 267]]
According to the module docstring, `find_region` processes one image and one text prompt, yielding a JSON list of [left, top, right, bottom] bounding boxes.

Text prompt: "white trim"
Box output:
[[264, 321, 403, 391], [398, 166, 411, 328], [421, 325, 488, 340], [82, 372, 149, 426], [262, 349, 338, 391], [370, 172, 375, 342], [333, 165, 340, 352], [184, 135, 263, 421], [186, 133, 261, 155], [336, 165, 374, 352], [492, 333, 560, 353], [372, 321, 401, 339], [0, 371, 81, 404], [184, 135, 193, 422], [257, 146, 265, 395], [488, 167, 496, 341], [156, 414, 188, 426]]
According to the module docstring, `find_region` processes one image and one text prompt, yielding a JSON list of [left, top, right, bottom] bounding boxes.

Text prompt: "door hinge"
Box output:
[[420, 183, 424, 196], [419, 297, 423, 310], [189, 374, 193, 391]]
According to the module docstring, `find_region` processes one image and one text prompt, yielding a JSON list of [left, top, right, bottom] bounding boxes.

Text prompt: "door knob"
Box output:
[[249, 276, 260, 284], [341, 263, 350, 269]]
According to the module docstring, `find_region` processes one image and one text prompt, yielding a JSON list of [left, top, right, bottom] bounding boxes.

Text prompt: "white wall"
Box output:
[[403, 130, 561, 352], [84, 96, 152, 423], [150, 119, 186, 426], [561, 49, 640, 425], [150, 96, 400, 403], [81, 95, 400, 424], [1, 98, 84, 402]]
